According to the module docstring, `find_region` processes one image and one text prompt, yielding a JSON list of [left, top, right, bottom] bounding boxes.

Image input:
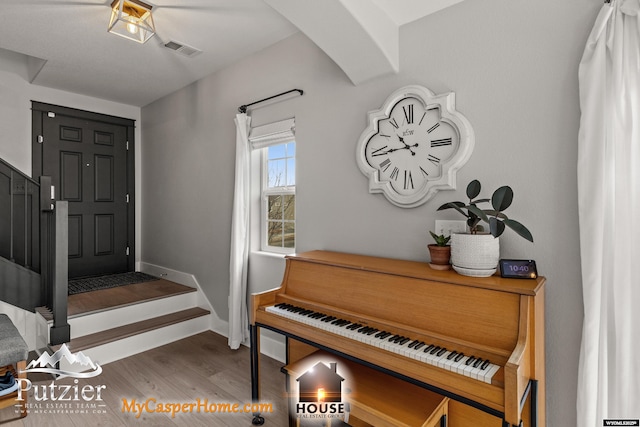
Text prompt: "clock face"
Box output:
[[364, 97, 459, 197], [356, 86, 474, 208]]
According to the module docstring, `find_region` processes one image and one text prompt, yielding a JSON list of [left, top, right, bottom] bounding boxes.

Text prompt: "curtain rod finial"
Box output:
[[238, 105, 247, 114]]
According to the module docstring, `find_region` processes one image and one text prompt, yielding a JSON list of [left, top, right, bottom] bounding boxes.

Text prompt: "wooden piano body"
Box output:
[[250, 250, 545, 426]]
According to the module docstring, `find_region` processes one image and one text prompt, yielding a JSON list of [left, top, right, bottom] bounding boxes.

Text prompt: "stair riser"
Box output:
[[60, 315, 211, 369], [68, 292, 198, 339]]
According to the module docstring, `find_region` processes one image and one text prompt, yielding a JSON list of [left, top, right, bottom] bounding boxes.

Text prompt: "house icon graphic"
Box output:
[[297, 361, 344, 402]]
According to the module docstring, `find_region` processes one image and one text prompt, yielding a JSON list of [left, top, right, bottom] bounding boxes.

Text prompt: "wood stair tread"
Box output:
[[37, 279, 198, 320], [67, 279, 197, 317], [54, 307, 210, 353]]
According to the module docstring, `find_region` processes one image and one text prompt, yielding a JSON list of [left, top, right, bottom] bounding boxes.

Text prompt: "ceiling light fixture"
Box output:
[[108, 0, 155, 44]]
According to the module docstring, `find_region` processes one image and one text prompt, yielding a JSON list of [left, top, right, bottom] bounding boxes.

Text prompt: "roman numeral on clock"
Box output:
[[418, 112, 427, 126], [428, 155, 441, 166], [390, 167, 400, 181], [420, 166, 429, 177], [389, 118, 399, 129], [403, 104, 414, 125], [427, 123, 440, 134], [379, 158, 392, 172], [404, 170, 414, 190], [431, 138, 452, 147]]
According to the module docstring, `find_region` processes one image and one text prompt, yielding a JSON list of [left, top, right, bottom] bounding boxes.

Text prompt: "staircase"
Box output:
[[1, 157, 214, 363], [37, 280, 211, 365]]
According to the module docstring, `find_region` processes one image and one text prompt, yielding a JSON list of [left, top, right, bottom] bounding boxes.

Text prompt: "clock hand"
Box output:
[[371, 147, 400, 157], [397, 135, 419, 156]]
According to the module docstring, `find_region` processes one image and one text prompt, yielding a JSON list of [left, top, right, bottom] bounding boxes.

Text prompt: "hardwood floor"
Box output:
[[0, 332, 289, 426]]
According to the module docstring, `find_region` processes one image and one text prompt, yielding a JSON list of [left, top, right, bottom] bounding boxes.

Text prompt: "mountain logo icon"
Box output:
[[25, 344, 102, 379]]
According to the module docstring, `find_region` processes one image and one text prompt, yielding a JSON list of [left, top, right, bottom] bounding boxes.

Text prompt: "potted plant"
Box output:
[[428, 231, 451, 270], [437, 179, 533, 277]]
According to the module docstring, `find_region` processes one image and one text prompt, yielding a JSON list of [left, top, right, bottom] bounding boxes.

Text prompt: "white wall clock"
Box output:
[[356, 85, 475, 208]]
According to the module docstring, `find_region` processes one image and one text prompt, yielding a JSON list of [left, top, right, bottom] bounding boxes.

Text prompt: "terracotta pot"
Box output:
[[428, 244, 451, 270]]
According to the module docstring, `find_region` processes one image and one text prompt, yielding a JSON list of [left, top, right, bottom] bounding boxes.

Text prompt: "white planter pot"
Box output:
[[450, 233, 500, 277]]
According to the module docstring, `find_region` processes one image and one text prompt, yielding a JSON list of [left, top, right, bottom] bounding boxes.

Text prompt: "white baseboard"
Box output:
[[257, 333, 286, 363]]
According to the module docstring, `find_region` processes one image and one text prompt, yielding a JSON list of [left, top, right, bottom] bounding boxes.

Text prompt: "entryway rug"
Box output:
[[68, 272, 160, 295]]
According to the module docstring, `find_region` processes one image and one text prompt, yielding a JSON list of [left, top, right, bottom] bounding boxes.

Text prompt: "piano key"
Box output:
[[265, 303, 499, 384]]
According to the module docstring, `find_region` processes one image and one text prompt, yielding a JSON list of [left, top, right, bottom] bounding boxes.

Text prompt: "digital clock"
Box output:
[[499, 259, 538, 279]]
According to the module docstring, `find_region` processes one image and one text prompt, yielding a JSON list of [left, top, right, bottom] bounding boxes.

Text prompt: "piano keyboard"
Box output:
[[266, 303, 501, 384]]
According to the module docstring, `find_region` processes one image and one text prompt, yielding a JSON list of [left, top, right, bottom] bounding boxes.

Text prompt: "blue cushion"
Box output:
[[0, 314, 28, 367]]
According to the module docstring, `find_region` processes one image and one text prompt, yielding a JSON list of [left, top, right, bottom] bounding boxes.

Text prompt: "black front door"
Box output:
[[32, 102, 135, 279]]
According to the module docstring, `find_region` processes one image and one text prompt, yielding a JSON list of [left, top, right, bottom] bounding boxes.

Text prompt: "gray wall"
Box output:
[[141, 1, 599, 425]]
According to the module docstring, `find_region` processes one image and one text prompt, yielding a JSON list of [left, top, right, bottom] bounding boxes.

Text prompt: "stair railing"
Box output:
[[0, 158, 41, 273], [0, 158, 69, 344]]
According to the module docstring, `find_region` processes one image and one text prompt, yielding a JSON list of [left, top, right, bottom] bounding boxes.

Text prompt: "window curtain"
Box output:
[[577, 1, 640, 425], [229, 113, 251, 349], [228, 115, 295, 349]]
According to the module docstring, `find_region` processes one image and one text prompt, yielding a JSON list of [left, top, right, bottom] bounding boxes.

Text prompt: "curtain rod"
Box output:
[[238, 89, 303, 113]]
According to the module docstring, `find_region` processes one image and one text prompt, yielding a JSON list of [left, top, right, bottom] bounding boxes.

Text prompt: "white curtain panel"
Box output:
[[577, 1, 640, 425], [228, 113, 251, 349]]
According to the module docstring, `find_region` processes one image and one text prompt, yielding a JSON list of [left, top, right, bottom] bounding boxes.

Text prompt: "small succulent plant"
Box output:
[[429, 231, 451, 247]]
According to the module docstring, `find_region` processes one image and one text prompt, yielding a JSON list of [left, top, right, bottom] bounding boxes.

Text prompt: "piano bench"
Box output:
[[283, 350, 449, 427], [0, 314, 29, 419]]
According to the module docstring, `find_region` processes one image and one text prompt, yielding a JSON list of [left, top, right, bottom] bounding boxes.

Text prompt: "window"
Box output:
[[248, 118, 296, 254], [263, 142, 295, 252]]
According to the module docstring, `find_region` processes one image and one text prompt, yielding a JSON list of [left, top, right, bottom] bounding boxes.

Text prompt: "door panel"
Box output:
[[60, 151, 82, 201], [41, 113, 129, 278]]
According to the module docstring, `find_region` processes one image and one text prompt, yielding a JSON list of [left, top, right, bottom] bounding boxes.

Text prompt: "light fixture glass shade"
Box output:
[[108, 0, 155, 44]]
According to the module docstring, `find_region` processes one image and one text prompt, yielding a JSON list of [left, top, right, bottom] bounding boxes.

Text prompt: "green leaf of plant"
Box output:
[[466, 180, 481, 199], [504, 219, 534, 242], [437, 201, 469, 218], [470, 198, 490, 205], [492, 186, 513, 212], [429, 231, 451, 246], [483, 210, 508, 220], [467, 205, 489, 223], [437, 201, 464, 210], [489, 217, 506, 238]]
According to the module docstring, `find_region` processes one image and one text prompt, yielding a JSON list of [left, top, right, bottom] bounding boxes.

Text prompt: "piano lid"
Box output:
[[287, 250, 545, 296]]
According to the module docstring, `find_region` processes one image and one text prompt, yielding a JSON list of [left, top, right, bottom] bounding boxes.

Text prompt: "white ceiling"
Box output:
[[0, 0, 463, 107]]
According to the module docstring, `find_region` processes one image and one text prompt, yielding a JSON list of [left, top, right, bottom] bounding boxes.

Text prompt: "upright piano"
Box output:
[[250, 250, 545, 426]]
